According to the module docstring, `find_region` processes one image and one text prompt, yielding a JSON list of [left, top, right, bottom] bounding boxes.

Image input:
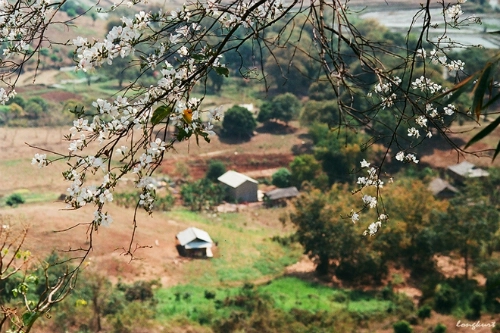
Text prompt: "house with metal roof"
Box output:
[[176, 227, 214, 258], [428, 178, 459, 199], [218, 170, 258, 202], [447, 161, 489, 182], [263, 186, 300, 206]]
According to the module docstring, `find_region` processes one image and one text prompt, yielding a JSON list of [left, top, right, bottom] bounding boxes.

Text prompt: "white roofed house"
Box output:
[[218, 170, 258, 203], [447, 161, 489, 183], [176, 227, 214, 258], [428, 178, 459, 199]]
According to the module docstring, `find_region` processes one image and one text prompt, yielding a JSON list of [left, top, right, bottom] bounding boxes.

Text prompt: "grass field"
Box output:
[[156, 276, 393, 326]]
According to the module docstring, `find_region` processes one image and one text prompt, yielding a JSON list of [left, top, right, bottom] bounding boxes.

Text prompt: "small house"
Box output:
[[218, 170, 258, 202], [428, 178, 459, 199], [263, 186, 300, 207], [176, 227, 214, 258], [447, 161, 489, 183]]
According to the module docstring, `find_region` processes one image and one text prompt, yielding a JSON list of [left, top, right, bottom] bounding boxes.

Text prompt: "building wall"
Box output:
[[227, 180, 258, 202]]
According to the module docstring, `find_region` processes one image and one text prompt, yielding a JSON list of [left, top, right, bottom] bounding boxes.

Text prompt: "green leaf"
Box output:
[[176, 127, 189, 141], [493, 139, 500, 161], [465, 114, 500, 149], [471, 62, 494, 120], [151, 105, 172, 125], [214, 66, 229, 77], [22, 311, 39, 326], [429, 71, 478, 105], [482, 91, 500, 110]]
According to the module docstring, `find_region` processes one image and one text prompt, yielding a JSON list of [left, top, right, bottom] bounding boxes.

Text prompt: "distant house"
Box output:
[[218, 170, 258, 202], [176, 227, 214, 258], [428, 178, 459, 199], [447, 161, 489, 182], [263, 186, 300, 207]]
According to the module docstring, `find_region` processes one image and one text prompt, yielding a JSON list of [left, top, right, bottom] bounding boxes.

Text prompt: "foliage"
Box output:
[[309, 123, 369, 183], [271, 168, 291, 188], [433, 323, 447, 333], [114, 190, 174, 211], [6, 193, 25, 207], [393, 320, 413, 333], [288, 154, 327, 190], [433, 283, 458, 314], [289, 185, 386, 281], [257, 93, 301, 125], [180, 178, 226, 211], [417, 305, 432, 320], [466, 291, 484, 320], [205, 160, 226, 182], [221, 105, 257, 140], [432, 190, 499, 279]]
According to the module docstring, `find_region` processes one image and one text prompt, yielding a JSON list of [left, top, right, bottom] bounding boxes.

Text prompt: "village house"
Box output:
[[218, 170, 258, 202], [176, 227, 214, 258], [263, 186, 300, 207], [428, 178, 459, 199], [447, 161, 489, 183]]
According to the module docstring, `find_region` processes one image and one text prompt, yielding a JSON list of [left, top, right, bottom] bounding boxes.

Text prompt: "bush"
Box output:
[[180, 178, 226, 211], [6, 193, 25, 207], [221, 105, 256, 140], [433, 323, 446, 333], [205, 160, 226, 181], [271, 168, 291, 188], [417, 305, 432, 320], [393, 320, 413, 333], [468, 291, 484, 319], [114, 191, 174, 211], [204, 290, 216, 299], [433, 283, 458, 314]]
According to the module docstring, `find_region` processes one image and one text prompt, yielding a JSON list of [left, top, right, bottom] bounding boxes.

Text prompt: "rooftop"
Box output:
[[447, 161, 489, 178], [264, 186, 300, 200], [218, 170, 258, 188], [428, 178, 459, 196], [176, 227, 213, 247]]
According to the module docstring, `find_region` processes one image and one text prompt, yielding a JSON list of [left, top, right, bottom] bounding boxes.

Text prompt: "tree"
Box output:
[[433, 191, 499, 280], [221, 105, 256, 140], [257, 93, 301, 125], [272, 168, 291, 188], [289, 154, 325, 190], [290, 187, 356, 274]]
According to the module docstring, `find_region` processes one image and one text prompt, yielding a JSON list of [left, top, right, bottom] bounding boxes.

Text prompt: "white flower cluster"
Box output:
[[0, 0, 52, 62], [395, 151, 419, 164], [429, 50, 465, 72], [357, 160, 384, 189], [445, 4, 464, 21], [411, 76, 444, 95], [31, 153, 47, 168], [370, 76, 402, 109], [363, 213, 388, 236]]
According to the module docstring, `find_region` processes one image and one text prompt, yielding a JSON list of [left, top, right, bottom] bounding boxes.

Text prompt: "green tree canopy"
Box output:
[[221, 105, 256, 140]]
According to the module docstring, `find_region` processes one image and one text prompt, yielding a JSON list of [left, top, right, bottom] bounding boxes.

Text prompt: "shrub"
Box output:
[[433, 323, 446, 333], [393, 320, 413, 333], [204, 290, 216, 299], [271, 168, 291, 188], [114, 191, 174, 211], [6, 193, 25, 207], [417, 305, 432, 320], [433, 283, 457, 314], [205, 160, 226, 181], [468, 291, 484, 319]]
